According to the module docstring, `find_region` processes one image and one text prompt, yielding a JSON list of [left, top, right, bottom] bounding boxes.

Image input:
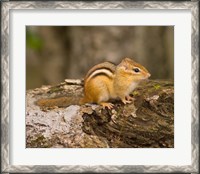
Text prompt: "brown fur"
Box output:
[[36, 58, 150, 108]]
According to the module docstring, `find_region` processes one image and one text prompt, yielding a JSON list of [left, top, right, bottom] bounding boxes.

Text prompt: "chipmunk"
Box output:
[[36, 58, 150, 109]]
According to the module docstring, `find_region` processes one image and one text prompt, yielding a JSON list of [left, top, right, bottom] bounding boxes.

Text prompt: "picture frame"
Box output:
[[1, 1, 199, 173]]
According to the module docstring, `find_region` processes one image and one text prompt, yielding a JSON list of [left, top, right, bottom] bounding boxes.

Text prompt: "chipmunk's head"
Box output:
[[117, 58, 151, 81]]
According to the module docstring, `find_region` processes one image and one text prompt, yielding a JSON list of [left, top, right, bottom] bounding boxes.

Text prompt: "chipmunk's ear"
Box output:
[[118, 58, 131, 70], [121, 58, 135, 65], [123, 58, 133, 62]]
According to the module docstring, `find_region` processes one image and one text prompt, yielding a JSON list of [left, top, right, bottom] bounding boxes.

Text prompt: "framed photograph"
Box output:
[[1, 1, 199, 173]]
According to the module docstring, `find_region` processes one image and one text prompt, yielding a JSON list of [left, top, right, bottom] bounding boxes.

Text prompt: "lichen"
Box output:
[[26, 134, 52, 148], [48, 86, 65, 94]]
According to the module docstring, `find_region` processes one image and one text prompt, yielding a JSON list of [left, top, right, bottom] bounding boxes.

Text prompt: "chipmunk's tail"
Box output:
[[36, 96, 80, 108], [79, 97, 89, 105]]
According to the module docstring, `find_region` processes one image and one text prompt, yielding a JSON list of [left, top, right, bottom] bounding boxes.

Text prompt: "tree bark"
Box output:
[[26, 79, 174, 148]]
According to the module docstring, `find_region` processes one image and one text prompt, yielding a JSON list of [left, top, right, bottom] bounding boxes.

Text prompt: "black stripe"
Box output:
[[90, 72, 113, 80], [87, 67, 114, 79]]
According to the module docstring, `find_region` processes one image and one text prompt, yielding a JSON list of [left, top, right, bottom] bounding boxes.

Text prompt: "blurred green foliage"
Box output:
[[26, 29, 43, 51]]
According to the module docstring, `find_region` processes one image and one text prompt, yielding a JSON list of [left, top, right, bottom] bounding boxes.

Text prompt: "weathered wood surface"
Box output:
[[26, 79, 174, 148]]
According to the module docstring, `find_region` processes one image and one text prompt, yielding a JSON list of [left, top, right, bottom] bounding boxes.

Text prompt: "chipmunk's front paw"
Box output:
[[125, 95, 134, 101], [100, 102, 114, 109], [121, 98, 132, 104]]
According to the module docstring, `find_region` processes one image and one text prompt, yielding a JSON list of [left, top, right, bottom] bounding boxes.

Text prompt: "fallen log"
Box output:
[[26, 79, 174, 148]]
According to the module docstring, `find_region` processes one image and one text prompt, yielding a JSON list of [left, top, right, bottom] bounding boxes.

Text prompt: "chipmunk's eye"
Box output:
[[133, 68, 140, 73]]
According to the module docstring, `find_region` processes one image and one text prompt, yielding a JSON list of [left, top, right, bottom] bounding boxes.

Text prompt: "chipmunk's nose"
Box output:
[[147, 73, 151, 78]]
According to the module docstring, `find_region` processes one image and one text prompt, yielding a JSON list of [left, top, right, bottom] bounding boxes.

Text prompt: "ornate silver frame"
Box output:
[[1, 1, 199, 173]]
